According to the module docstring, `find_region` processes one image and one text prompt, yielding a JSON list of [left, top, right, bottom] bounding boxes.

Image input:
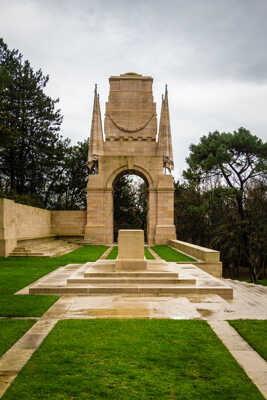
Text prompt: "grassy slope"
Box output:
[[152, 245, 196, 262], [0, 245, 108, 317], [0, 320, 35, 357], [229, 320, 267, 361], [3, 319, 263, 400]]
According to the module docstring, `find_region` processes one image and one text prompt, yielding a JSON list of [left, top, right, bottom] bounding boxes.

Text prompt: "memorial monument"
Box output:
[[85, 73, 176, 244], [115, 230, 147, 271]]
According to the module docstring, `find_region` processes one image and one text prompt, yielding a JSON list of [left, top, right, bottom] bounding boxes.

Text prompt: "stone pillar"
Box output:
[[84, 188, 105, 243], [154, 175, 176, 244], [103, 188, 113, 244], [147, 189, 157, 245]]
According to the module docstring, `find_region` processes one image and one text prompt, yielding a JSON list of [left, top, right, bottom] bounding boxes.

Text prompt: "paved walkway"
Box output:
[[0, 318, 57, 397], [1, 275, 267, 398], [209, 320, 267, 398]]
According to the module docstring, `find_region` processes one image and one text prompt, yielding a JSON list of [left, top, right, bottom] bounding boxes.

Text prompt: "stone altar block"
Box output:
[[115, 230, 148, 271]]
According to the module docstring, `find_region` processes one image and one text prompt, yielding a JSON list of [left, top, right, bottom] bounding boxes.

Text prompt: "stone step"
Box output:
[[10, 252, 45, 257], [67, 278, 196, 285], [29, 286, 233, 299], [9, 245, 46, 257], [84, 272, 179, 278]]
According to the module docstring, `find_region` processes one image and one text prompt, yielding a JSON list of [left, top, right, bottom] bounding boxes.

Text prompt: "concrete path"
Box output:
[[0, 318, 57, 397], [209, 320, 267, 399], [1, 274, 267, 398]]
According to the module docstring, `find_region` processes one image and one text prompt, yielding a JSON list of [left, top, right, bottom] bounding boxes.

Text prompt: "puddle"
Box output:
[[196, 308, 214, 317], [72, 307, 151, 317]]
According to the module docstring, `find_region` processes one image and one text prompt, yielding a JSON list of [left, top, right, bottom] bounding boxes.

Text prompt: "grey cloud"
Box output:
[[1, 0, 266, 177]]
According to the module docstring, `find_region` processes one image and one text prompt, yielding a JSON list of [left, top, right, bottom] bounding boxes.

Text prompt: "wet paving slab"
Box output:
[[59, 296, 201, 319]]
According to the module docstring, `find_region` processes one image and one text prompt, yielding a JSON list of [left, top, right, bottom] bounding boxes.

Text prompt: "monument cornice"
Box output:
[[109, 72, 153, 81]]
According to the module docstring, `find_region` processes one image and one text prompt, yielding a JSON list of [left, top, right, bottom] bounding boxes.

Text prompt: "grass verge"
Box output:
[[144, 247, 155, 259], [229, 320, 267, 361], [0, 319, 35, 357], [106, 246, 118, 259], [0, 245, 108, 317], [3, 319, 264, 400], [152, 245, 196, 262]]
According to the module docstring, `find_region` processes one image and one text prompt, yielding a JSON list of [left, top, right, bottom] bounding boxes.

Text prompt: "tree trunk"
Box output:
[[236, 192, 257, 283]]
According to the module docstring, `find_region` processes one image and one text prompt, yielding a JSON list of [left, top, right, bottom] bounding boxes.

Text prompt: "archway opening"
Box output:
[[113, 171, 148, 243]]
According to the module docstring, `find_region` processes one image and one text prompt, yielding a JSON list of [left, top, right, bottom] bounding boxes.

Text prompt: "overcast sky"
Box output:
[[1, 0, 267, 179]]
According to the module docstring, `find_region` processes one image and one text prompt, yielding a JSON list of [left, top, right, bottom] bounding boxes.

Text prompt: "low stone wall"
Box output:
[[0, 198, 86, 256], [169, 239, 222, 278]]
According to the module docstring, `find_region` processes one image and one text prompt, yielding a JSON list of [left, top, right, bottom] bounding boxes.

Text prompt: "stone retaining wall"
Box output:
[[16, 202, 51, 240], [0, 198, 86, 256], [51, 210, 86, 236]]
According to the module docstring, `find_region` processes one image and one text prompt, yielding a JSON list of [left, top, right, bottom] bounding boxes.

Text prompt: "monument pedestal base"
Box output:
[[115, 259, 147, 271]]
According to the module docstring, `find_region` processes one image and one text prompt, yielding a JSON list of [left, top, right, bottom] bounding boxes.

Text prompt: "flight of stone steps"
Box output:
[[9, 246, 46, 257], [29, 264, 233, 298], [9, 239, 80, 257]]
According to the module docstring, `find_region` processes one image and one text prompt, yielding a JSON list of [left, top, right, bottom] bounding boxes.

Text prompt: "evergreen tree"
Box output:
[[0, 38, 63, 206], [49, 140, 88, 210]]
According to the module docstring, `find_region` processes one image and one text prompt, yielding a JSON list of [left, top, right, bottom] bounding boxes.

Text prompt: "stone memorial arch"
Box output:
[[84, 73, 176, 245]]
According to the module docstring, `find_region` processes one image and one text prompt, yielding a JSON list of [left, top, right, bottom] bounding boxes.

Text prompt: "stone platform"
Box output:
[[25, 260, 233, 299]]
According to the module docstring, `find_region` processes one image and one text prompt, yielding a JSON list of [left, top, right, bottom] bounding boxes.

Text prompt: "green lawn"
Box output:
[[0, 319, 36, 357], [229, 320, 267, 361], [106, 246, 155, 260], [0, 295, 59, 317], [106, 246, 118, 259], [0, 245, 108, 317], [152, 245, 196, 262], [3, 319, 263, 400], [0, 245, 108, 295], [144, 247, 155, 260]]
